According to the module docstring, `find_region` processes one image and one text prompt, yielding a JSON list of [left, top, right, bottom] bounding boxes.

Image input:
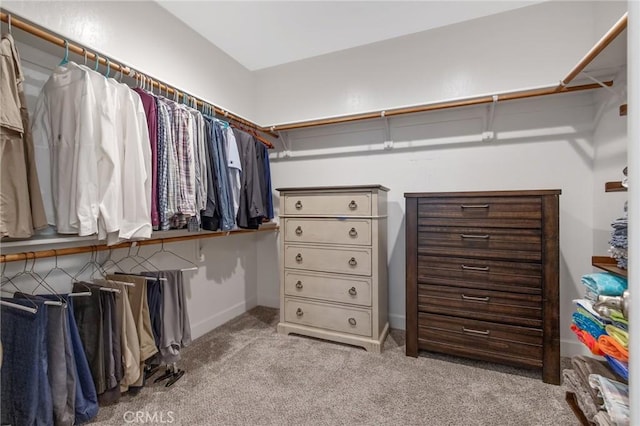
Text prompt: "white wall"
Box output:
[[253, 1, 620, 125], [1, 0, 256, 120], [266, 91, 599, 356]]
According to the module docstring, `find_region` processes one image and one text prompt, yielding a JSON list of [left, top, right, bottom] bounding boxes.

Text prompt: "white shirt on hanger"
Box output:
[[32, 63, 102, 236], [106, 81, 152, 244]]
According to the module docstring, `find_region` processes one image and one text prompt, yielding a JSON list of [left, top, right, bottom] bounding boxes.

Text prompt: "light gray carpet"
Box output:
[[91, 307, 577, 425]]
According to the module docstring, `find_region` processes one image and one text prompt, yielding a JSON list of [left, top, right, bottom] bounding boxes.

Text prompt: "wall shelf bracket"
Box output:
[[381, 111, 393, 150], [482, 95, 498, 141], [581, 72, 621, 99], [276, 129, 292, 158]]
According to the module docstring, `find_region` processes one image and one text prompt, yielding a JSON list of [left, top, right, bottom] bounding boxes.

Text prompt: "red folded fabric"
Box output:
[[598, 334, 629, 362], [571, 323, 605, 356]]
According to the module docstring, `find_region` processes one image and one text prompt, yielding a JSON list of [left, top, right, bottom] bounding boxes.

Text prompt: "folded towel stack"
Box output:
[[608, 202, 627, 270], [581, 273, 628, 301]]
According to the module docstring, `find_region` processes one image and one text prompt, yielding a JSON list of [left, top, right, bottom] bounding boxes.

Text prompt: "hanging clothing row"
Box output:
[[0, 249, 193, 425], [135, 87, 274, 233], [0, 33, 48, 238], [32, 55, 152, 241], [2, 33, 274, 243]]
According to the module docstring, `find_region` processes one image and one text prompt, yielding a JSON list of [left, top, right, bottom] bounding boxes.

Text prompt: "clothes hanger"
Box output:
[[100, 247, 125, 274], [7, 14, 11, 35], [110, 242, 159, 275], [142, 239, 198, 272], [0, 258, 42, 312], [59, 39, 69, 66], [128, 243, 162, 273], [42, 250, 91, 298], [94, 53, 100, 72], [104, 58, 111, 78], [0, 259, 38, 314], [23, 254, 65, 306]]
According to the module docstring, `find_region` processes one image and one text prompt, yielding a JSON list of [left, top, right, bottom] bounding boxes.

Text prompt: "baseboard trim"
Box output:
[[561, 339, 591, 358], [257, 294, 280, 309], [389, 313, 405, 330], [191, 297, 257, 340]]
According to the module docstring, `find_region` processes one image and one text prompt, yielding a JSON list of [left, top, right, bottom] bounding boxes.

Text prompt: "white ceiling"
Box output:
[[157, 1, 545, 71]]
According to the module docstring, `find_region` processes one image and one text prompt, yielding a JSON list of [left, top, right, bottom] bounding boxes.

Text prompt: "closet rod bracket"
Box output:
[[482, 95, 498, 142], [580, 72, 621, 100], [277, 130, 292, 158], [381, 111, 393, 150]]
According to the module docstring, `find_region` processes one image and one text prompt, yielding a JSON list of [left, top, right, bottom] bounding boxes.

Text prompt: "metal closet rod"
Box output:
[[0, 10, 277, 145], [0, 227, 278, 264], [266, 12, 628, 133]]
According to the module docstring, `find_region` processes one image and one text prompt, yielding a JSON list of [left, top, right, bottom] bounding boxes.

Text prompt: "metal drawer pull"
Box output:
[[295, 226, 303, 235], [296, 308, 303, 317], [348, 257, 358, 266], [348, 287, 357, 296], [295, 200, 303, 210], [462, 327, 490, 336], [349, 227, 358, 237], [295, 281, 303, 289], [295, 253, 303, 262], [460, 234, 489, 239], [461, 294, 490, 302], [461, 264, 489, 272], [461, 204, 490, 209], [348, 200, 358, 210], [348, 317, 357, 326]]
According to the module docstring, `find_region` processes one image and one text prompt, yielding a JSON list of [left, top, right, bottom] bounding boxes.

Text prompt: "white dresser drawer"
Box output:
[[284, 298, 372, 337], [284, 218, 371, 246], [284, 244, 372, 276], [284, 270, 372, 306], [283, 192, 371, 216]]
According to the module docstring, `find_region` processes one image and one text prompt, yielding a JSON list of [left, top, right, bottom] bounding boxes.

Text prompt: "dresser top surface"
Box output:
[[277, 184, 390, 193], [404, 189, 561, 198]]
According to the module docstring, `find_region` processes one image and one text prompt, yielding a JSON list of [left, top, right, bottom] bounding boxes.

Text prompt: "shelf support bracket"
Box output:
[[276, 128, 292, 158], [482, 95, 498, 141], [580, 72, 621, 99], [381, 111, 393, 150]]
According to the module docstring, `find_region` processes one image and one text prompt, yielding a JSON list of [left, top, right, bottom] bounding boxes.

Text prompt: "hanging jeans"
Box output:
[[1, 298, 53, 426], [14, 293, 75, 425], [66, 297, 99, 424]]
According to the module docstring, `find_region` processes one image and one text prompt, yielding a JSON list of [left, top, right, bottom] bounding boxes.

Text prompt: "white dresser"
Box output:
[[276, 185, 389, 352]]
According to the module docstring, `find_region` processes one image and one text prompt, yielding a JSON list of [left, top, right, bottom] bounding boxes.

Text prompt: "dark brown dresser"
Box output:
[[404, 189, 561, 384]]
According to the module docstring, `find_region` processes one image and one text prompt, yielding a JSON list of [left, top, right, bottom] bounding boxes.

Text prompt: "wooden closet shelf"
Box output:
[[605, 181, 627, 192], [592, 256, 627, 278], [619, 104, 627, 116], [0, 225, 279, 263]]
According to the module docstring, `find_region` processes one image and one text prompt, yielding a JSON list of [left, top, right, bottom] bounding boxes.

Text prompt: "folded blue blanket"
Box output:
[[605, 355, 629, 382], [572, 311, 606, 340], [581, 273, 627, 297]]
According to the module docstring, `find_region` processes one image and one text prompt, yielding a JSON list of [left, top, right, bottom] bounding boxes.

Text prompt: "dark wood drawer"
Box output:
[[418, 284, 542, 328], [418, 196, 541, 218], [418, 313, 543, 368], [418, 226, 541, 262], [418, 255, 542, 294]]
